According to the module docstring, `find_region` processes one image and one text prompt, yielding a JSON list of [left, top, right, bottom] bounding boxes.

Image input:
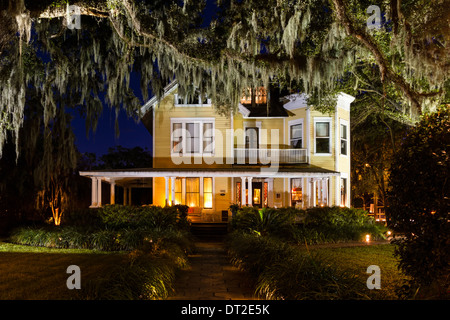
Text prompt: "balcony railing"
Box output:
[[234, 148, 308, 164]]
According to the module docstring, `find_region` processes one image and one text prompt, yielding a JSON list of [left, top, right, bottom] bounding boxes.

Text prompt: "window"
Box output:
[[203, 177, 213, 209], [290, 123, 302, 148], [175, 93, 211, 106], [203, 123, 214, 154], [172, 123, 183, 153], [315, 120, 331, 154], [236, 182, 241, 206], [291, 178, 302, 207], [170, 119, 214, 155], [186, 178, 200, 207], [174, 178, 182, 205], [186, 123, 200, 153], [340, 123, 348, 155], [341, 178, 347, 207]]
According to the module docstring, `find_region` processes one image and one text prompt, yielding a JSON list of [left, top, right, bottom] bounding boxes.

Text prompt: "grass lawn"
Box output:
[[308, 244, 410, 299], [0, 242, 127, 300]]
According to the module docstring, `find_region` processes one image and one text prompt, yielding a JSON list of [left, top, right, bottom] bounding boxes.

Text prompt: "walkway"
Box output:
[[168, 241, 258, 300]]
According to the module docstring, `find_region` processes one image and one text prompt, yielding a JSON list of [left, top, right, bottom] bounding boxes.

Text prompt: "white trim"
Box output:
[[140, 81, 178, 115], [80, 170, 340, 179], [288, 118, 304, 149], [170, 118, 216, 157], [174, 93, 212, 107], [339, 118, 349, 157], [282, 93, 308, 111], [313, 117, 332, 155]]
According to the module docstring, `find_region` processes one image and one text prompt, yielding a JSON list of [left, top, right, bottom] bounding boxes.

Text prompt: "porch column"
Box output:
[[311, 178, 316, 207], [170, 176, 176, 206], [324, 178, 329, 206], [164, 176, 169, 206], [110, 180, 115, 205], [97, 178, 102, 207], [267, 178, 274, 207], [241, 177, 247, 206], [90, 177, 98, 208], [128, 187, 132, 205], [247, 177, 253, 207]]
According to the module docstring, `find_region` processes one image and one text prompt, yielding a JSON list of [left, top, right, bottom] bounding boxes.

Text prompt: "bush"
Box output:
[[230, 206, 300, 239], [294, 206, 387, 244], [387, 107, 450, 298], [227, 232, 366, 300]]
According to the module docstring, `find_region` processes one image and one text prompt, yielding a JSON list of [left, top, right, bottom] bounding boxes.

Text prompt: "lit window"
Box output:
[[341, 178, 347, 207], [203, 177, 213, 209], [315, 121, 330, 153], [291, 178, 302, 207], [340, 123, 347, 155], [174, 178, 182, 205], [186, 178, 200, 207]]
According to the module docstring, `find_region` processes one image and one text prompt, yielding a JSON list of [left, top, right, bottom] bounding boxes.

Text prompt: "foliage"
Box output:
[[230, 205, 386, 244], [230, 206, 300, 239], [227, 232, 366, 300], [387, 106, 450, 298], [1, 0, 448, 162], [96, 146, 152, 169], [9, 205, 193, 252], [295, 206, 387, 244]]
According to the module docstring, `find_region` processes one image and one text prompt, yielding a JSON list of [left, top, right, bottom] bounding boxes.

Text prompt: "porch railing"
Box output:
[[234, 148, 308, 164]]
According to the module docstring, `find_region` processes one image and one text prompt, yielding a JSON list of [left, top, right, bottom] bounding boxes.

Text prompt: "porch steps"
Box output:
[[190, 223, 229, 241]]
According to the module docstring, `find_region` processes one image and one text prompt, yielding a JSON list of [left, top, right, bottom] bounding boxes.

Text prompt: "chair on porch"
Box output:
[[187, 207, 202, 222]]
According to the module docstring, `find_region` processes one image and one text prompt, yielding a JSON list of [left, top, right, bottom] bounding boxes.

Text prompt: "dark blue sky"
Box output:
[[70, 1, 218, 157]]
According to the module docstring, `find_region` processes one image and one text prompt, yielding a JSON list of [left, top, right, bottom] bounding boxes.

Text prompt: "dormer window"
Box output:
[[175, 92, 211, 106]]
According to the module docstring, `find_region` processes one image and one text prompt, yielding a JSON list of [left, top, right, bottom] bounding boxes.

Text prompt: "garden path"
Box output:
[[168, 241, 258, 300]]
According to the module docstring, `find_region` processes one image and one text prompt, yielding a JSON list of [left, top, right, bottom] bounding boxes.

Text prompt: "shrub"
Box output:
[[294, 206, 386, 244], [227, 232, 366, 300], [387, 106, 450, 298], [230, 207, 299, 239]]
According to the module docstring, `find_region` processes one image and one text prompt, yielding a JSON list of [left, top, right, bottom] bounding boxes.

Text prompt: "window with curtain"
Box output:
[[341, 178, 347, 206], [203, 177, 213, 208], [186, 178, 200, 207], [290, 123, 302, 148], [315, 121, 330, 153], [172, 123, 183, 153], [174, 178, 182, 205], [291, 178, 302, 207]]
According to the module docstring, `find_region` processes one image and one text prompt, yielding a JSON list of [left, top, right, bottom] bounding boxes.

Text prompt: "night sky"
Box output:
[[70, 1, 218, 157]]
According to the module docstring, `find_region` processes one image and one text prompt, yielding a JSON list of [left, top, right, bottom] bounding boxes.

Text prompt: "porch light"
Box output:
[[365, 234, 370, 243]]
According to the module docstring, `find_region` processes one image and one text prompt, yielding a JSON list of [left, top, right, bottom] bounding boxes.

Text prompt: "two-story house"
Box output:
[[80, 81, 354, 222]]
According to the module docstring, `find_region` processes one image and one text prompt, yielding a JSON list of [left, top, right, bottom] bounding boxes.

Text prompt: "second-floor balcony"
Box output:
[[234, 148, 308, 164]]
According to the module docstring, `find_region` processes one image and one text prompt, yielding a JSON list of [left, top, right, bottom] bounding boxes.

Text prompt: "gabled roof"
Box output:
[[140, 80, 179, 116]]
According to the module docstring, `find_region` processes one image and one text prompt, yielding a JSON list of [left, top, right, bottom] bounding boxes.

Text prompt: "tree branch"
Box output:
[[331, 0, 441, 117]]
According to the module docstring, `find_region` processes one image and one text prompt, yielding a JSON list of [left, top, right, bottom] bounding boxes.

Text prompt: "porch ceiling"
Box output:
[[79, 165, 340, 179]]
